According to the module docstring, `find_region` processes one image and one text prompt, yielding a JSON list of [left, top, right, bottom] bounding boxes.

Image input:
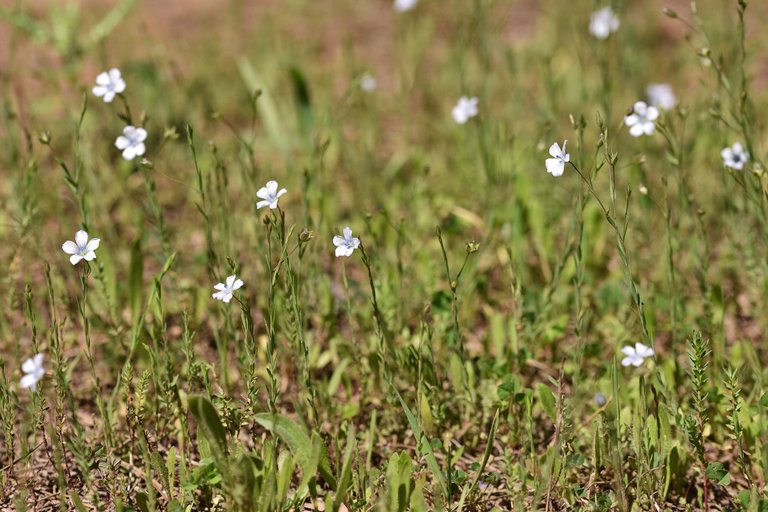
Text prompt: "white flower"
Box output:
[[589, 6, 620, 39], [62, 230, 100, 265], [20, 353, 44, 392], [212, 275, 244, 303], [256, 180, 287, 209], [452, 96, 479, 124], [92, 68, 126, 103], [621, 343, 654, 367], [545, 140, 570, 177], [639, 184, 648, 195], [721, 142, 749, 170], [646, 83, 676, 110], [115, 126, 147, 160], [360, 73, 377, 92], [624, 101, 659, 137], [394, 0, 417, 12], [333, 227, 360, 257]]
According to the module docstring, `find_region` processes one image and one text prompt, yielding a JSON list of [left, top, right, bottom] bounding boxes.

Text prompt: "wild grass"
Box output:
[[1, 0, 768, 510]]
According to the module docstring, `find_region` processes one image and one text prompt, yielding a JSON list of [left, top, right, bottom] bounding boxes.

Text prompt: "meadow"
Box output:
[[1, 0, 768, 510]]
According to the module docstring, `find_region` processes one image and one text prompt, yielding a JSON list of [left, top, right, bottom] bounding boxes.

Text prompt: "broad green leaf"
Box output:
[[254, 413, 337, 489], [537, 383, 557, 422], [189, 396, 228, 455], [706, 462, 730, 485]]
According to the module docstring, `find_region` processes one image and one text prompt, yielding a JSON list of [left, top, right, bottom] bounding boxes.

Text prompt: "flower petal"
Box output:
[[115, 136, 130, 150], [545, 158, 563, 176], [75, 230, 89, 248], [621, 346, 635, 356], [20, 373, 38, 390], [62, 240, 79, 255], [85, 238, 100, 252], [70, 254, 84, 265], [22, 357, 36, 374], [624, 114, 639, 127]]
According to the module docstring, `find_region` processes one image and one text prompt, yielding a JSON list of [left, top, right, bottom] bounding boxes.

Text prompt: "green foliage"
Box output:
[[2, 0, 768, 510]]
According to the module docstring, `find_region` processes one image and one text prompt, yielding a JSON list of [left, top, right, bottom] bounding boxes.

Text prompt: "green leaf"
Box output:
[[128, 237, 144, 323], [151, 451, 170, 496], [393, 389, 449, 498], [237, 59, 288, 155], [188, 396, 228, 455], [706, 462, 730, 485], [537, 383, 557, 422], [289, 65, 313, 138], [253, 413, 337, 489], [329, 427, 356, 512], [70, 493, 88, 512], [84, 0, 136, 49]]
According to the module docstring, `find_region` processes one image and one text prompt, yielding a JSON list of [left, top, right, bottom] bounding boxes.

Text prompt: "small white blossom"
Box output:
[[624, 101, 659, 137], [62, 230, 100, 266], [621, 343, 654, 367], [212, 275, 244, 303], [452, 96, 479, 124], [721, 142, 749, 170], [333, 227, 360, 257], [394, 0, 417, 12], [115, 126, 147, 160], [92, 68, 126, 103], [639, 184, 648, 195], [20, 353, 44, 392], [545, 140, 570, 177], [256, 180, 287, 210], [646, 83, 676, 110], [360, 73, 377, 92], [589, 7, 620, 39]]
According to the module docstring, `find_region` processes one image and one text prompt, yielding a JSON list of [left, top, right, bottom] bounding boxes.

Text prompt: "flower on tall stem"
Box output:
[[333, 227, 360, 257], [62, 230, 100, 265], [115, 126, 147, 160], [20, 353, 44, 392], [721, 143, 749, 170], [589, 7, 619, 39], [256, 180, 287, 210], [212, 275, 244, 303], [624, 101, 659, 137], [621, 343, 654, 367], [452, 96, 479, 124], [545, 140, 570, 177], [92, 68, 126, 103]]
